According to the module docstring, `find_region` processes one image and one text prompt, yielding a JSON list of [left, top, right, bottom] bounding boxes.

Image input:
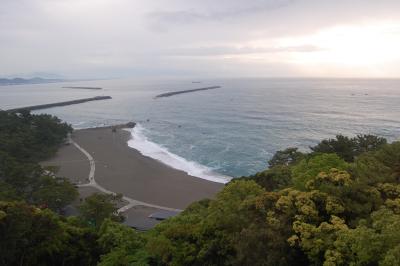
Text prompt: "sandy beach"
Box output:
[[43, 126, 224, 228]]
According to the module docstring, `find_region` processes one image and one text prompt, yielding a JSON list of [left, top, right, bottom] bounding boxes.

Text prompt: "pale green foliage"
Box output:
[[292, 153, 349, 190], [325, 208, 400, 266]]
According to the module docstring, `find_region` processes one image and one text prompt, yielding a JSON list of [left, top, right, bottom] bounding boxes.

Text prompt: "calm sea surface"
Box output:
[[1, 78, 400, 180]]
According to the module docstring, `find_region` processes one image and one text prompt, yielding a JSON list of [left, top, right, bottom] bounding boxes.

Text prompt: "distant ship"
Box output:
[[192, 81, 201, 83]]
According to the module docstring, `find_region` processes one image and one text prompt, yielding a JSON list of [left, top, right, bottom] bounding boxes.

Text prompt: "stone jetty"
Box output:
[[62, 86, 103, 90], [155, 86, 221, 98], [7, 96, 112, 112]]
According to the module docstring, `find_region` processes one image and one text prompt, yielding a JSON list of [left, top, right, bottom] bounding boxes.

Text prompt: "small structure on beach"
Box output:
[[111, 122, 136, 132]]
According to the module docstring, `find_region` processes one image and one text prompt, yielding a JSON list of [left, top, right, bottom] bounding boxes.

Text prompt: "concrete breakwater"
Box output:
[[7, 96, 112, 112], [62, 86, 103, 90], [155, 86, 221, 98]]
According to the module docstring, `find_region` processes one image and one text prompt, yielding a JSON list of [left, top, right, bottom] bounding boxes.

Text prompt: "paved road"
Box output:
[[71, 139, 183, 214]]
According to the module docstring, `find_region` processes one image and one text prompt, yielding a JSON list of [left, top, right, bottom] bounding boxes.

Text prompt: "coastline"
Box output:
[[128, 123, 231, 184], [43, 126, 224, 211]]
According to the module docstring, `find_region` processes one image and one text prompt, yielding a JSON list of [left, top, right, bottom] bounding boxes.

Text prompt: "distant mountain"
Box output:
[[26, 72, 66, 79], [0, 77, 66, 86]]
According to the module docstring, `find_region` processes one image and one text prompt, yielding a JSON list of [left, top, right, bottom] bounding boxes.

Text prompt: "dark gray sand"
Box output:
[[45, 127, 224, 210], [42, 143, 90, 184]]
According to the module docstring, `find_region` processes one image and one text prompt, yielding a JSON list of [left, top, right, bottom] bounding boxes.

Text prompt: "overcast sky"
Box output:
[[1, 0, 400, 78]]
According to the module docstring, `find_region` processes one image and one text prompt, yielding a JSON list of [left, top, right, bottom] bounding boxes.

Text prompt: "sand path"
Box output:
[[72, 139, 183, 213]]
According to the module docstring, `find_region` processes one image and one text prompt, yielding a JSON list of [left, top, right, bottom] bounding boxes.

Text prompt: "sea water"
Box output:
[[1, 78, 400, 182]]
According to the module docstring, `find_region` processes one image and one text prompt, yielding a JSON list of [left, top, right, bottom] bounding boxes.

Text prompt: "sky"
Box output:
[[1, 0, 400, 79]]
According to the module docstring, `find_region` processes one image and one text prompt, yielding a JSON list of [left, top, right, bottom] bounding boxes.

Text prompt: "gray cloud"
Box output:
[[0, 0, 400, 78], [148, 0, 294, 28], [164, 45, 322, 56], [147, 0, 295, 31]]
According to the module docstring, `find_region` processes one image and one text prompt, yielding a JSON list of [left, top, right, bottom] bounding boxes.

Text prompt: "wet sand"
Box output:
[[44, 127, 224, 210]]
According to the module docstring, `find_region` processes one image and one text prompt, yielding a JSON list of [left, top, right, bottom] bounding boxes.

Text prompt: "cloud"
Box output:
[[1, 0, 400, 78], [146, 0, 296, 31], [164, 45, 322, 57]]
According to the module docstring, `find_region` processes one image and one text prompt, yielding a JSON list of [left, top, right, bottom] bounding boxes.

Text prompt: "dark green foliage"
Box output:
[[0, 181, 18, 200], [311, 134, 356, 162], [97, 219, 150, 265], [0, 150, 43, 199], [32, 175, 78, 212], [0, 112, 101, 265], [268, 147, 305, 167], [0, 201, 65, 265], [0, 111, 77, 211], [355, 134, 388, 153], [0, 201, 100, 266], [311, 134, 387, 162], [249, 165, 292, 191], [0, 110, 72, 162], [373, 141, 400, 182], [1, 110, 399, 266], [79, 193, 124, 228]]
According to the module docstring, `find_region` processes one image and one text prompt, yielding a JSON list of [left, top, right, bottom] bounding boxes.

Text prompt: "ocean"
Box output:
[[1, 78, 400, 183]]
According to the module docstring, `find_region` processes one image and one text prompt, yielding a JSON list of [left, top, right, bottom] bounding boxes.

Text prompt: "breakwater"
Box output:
[[7, 96, 112, 112], [155, 86, 221, 98], [62, 86, 103, 90]]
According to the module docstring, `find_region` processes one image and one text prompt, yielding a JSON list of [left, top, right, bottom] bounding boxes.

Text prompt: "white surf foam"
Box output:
[[127, 124, 231, 184]]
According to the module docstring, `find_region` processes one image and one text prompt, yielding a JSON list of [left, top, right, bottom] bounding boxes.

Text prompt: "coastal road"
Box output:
[[71, 139, 183, 214]]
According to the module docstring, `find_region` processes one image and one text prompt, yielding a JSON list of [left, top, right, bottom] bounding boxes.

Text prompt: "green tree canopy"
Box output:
[[79, 193, 124, 228], [292, 153, 349, 190], [311, 134, 387, 162], [268, 147, 305, 167]]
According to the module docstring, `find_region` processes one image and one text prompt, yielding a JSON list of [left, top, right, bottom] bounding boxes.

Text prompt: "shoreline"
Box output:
[[71, 123, 230, 184], [44, 126, 224, 210], [127, 124, 231, 184]]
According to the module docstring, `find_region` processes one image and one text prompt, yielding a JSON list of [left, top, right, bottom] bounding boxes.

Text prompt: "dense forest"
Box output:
[[1, 110, 399, 265]]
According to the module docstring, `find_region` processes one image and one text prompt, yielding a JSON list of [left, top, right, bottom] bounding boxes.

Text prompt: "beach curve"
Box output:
[[71, 139, 183, 213], [128, 124, 231, 184], [43, 126, 224, 218]]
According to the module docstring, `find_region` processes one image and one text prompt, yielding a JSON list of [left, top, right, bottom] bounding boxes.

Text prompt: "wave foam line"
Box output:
[[127, 124, 231, 184]]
